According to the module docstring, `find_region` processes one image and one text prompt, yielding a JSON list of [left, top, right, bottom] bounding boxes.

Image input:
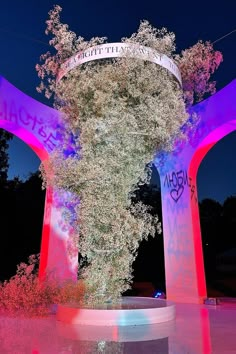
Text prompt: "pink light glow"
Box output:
[[155, 79, 236, 303], [39, 187, 53, 281], [0, 76, 78, 284], [1, 73, 236, 303], [200, 308, 212, 354]]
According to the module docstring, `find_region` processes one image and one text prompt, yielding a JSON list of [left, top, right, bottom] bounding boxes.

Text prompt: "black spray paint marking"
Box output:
[[164, 170, 197, 203]]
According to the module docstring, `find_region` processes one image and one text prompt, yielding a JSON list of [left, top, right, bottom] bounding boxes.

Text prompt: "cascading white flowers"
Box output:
[[36, 5, 222, 305]]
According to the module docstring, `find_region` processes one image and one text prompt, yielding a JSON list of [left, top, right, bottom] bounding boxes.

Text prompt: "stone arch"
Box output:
[[2, 73, 236, 302], [189, 120, 236, 176], [0, 76, 78, 283], [154, 79, 236, 303]]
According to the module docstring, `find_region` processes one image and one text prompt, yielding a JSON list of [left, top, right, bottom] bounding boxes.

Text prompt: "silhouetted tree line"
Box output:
[[130, 166, 165, 292], [199, 197, 236, 285], [0, 172, 45, 281], [0, 130, 13, 187], [200, 197, 236, 252], [0, 129, 45, 281]]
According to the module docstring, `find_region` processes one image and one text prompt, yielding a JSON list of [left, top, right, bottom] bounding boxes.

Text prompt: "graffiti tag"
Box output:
[[164, 169, 197, 203], [0, 100, 60, 151]]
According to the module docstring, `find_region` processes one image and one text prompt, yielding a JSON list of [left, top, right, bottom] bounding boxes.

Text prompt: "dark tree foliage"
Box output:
[[199, 198, 223, 249], [223, 196, 236, 222], [0, 129, 13, 185], [129, 166, 165, 293], [199, 196, 236, 254], [199, 196, 236, 296], [0, 171, 45, 281], [222, 196, 236, 250], [199, 198, 223, 281]]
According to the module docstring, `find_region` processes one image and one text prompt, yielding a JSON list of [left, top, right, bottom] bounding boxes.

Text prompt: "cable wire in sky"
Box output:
[[0, 27, 50, 47], [213, 29, 236, 44], [1, 25, 236, 48]]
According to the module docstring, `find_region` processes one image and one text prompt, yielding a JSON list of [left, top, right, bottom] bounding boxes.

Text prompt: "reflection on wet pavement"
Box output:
[[0, 300, 236, 353]]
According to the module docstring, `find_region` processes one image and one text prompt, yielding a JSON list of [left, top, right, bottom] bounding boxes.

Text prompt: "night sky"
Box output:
[[0, 0, 236, 203]]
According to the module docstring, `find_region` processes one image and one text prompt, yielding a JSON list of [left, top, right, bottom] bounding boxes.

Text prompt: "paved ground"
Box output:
[[0, 299, 236, 353]]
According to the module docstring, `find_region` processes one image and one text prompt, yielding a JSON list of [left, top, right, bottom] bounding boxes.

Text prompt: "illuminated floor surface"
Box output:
[[0, 299, 236, 353]]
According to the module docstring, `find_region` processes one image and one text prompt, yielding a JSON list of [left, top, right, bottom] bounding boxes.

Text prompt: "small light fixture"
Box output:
[[154, 291, 166, 299]]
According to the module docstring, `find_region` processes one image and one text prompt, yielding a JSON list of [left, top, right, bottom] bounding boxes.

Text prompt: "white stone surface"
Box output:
[[56, 296, 176, 326]]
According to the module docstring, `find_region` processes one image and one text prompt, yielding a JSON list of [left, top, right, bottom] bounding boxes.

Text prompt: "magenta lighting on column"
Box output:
[[2, 73, 236, 302]]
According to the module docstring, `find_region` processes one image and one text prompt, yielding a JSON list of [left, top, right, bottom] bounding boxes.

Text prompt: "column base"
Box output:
[[167, 294, 206, 304]]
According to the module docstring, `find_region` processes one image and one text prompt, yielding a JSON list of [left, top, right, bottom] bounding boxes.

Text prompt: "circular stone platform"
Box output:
[[56, 319, 175, 342], [56, 296, 175, 326]]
